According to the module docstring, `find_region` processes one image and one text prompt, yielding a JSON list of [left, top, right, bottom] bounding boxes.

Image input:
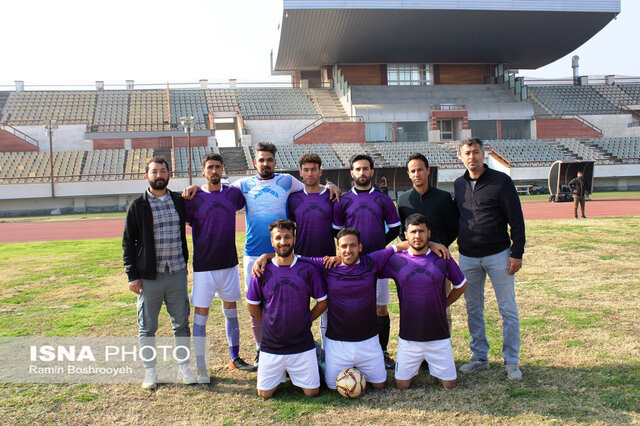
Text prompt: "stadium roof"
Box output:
[[272, 0, 620, 72]]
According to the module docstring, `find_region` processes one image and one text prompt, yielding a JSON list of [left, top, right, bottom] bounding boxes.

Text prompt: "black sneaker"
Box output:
[[254, 350, 260, 367], [229, 356, 257, 372], [383, 352, 395, 370]]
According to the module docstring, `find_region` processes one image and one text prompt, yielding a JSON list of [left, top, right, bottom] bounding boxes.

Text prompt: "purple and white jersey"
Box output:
[[332, 187, 401, 254], [379, 250, 466, 342], [302, 247, 395, 342], [288, 188, 335, 257], [247, 257, 327, 355], [184, 185, 245, 272]]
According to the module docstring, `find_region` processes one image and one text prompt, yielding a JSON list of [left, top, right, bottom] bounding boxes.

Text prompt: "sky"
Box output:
[[0, 0, 637, 88]]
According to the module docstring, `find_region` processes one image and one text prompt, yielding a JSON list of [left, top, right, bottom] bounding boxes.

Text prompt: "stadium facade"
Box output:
[[1, 0, 639, 216]]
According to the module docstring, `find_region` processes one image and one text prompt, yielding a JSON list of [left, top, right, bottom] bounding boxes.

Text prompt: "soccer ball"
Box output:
[[336, 368, 366, 398]]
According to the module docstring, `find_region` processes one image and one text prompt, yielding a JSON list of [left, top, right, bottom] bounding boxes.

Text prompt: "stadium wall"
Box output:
[[14, 125, 90, 151], [244, 119, 316, 144], [580, 115, 640, 137]]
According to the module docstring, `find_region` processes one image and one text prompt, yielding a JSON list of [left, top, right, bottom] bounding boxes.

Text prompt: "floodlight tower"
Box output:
[[180, 116, 196, 185], [43, 119, 58, 197]]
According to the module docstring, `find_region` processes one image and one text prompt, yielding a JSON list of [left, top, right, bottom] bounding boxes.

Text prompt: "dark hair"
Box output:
[[406, 152, 429, 170], [299, 153, 322, 168], [256, 142, 277, 156], [459, 137, 484, 151], [201, 152, 224, 167], [336, 227, 360, 243], [146, 155, 170, 173], [404, 213, 430, 230], [269, 219, 296, 235], [349, 154, 374, 170]]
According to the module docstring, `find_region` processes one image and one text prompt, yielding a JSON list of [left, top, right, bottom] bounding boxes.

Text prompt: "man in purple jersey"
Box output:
[[246, 219, 327, 399], [379, 214, 467, 390], [252, 229, 450, 391], [332, 154, 402, 369], [184, 153, 256, 384], [287, 153, 336, 348]]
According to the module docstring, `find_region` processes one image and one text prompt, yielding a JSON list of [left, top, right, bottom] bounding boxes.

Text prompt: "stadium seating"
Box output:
[[374, 142, 461, 168], [618, 84, 640, 103], [528, 86, 619, 115], [128, 91, 170, 132], [1, 91, 96, 124], [237, 88, 319, 119], [170, 90, 209, 131], [556, 138, 614, 164], [272, 144, 343, 169], [331, 143, 367, 166], [173, 146, 210, 176], [205, 89, 239, 112], [82, 149, 125, 180], [588, 137, 640, 163], [92, 91, 129, 132], [486, 139, 577, 166], [124, 148, 154, 179]]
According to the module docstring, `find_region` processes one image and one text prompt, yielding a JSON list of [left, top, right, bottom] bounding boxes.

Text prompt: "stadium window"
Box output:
[[397, 122, 428, 142], [438, 120, 453, 140], [388, 64, 432, 86], [365, 123, 394, 142]]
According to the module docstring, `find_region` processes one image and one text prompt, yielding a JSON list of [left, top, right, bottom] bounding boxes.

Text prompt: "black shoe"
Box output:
[[229, 356, 257, 372], [254, 350, 260, 367], [582, 216, 587, 219], [383, 352, 395, 370]]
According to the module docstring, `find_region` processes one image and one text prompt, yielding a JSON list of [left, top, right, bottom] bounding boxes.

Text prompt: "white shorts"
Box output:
[[324, 335, 386, 389], [395, 337, 457, 381], [257, 348, 320, 391], [191, 265, 241, 307], [376, 278, 390, 306], [243, 255, 260, 292]]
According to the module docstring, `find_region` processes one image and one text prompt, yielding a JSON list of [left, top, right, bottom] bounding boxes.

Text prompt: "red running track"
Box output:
[[0, 199, 637, 243]]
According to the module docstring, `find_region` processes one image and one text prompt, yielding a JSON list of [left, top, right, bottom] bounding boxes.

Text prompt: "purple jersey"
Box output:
[[247, 257, 327, 355], [302, 247, 395, 342], [184, 185, 245, 272], [332, 187, 401, 254], [288, 188, 336, 257], [380, 250, 466, 342]]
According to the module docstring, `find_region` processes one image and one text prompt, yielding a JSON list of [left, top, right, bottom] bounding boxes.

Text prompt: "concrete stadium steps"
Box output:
[[219, 147, 249, 171], [306, 89, 347, 118]]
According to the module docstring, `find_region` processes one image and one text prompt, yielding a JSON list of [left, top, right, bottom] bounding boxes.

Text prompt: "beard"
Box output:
[[410, 241, 429, 252], [355, 176, 371, 187], [149, 178, 168, 190], [275, 245, 294, 258], [258, 170, 274, 179], [208, 175, 221, 185]]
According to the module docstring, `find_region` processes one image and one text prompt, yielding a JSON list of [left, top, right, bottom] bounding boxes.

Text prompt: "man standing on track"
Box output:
[[569, 170, 590, 219], [455, 137, 526, 380], [122, 156, 196, 389], [332, 154, 402, 369], [184, 153, 256, 384]]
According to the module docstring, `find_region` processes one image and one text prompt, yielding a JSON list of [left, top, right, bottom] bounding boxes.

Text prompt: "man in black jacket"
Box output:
[[568, 171, 589, 218], [122, 156, 196, 389], [454, 138, 525, 380], [397, 152, 458, 330]]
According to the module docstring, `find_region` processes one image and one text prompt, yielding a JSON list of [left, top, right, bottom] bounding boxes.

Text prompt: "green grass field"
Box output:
[[0, 217, 639, 424]]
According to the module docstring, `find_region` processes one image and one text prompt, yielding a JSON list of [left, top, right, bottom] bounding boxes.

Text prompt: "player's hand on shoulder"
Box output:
[[429, 242, 451, 259], [181, 185, 199, 200], [252, 254, 273, 277], [322, 256, 341, 269], [326, 181, 341, 202]]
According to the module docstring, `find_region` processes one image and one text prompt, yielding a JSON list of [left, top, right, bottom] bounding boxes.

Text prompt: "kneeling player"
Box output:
[[380, 214, 467, 390], [253, 228, 449, 390], [246, 219, 327, 399]]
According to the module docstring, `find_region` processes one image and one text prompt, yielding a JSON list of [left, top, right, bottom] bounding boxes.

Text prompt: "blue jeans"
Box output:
[[459, 249, 520, 364], [138, 267, 191, 368]]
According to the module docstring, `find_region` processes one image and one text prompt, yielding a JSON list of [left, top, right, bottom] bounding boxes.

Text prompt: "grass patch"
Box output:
[[0, 217, 639, 423]]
